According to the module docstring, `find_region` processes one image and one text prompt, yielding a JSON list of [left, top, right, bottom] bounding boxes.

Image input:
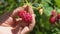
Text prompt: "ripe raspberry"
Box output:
[[18, 10, 32, 25], [18, 10, 27, 18], [49, 17, 56, 24], [22, 13, 32, 24], [57, 13, 60, 19], [51, 10, 56, 16]]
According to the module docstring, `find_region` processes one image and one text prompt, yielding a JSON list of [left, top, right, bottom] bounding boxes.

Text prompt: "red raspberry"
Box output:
[[22, 13, 32, 24], [50, 17, 56, 24], [18, 10, 32, 25], [51, 10, 56, 16], [18, 10, 27, 18], [57, 13, 60, 19]]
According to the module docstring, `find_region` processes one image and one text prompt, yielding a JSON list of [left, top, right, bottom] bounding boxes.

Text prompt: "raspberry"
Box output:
[[57, 13, 60, 19], [18, 10, 32, 25], [18, 10, 27, 18], [51, 10, 56, 16], [22, 13, 32, 24], [49, 17, 56, 24]]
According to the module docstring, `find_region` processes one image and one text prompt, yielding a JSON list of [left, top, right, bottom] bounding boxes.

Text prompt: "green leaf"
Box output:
[[54, 0, 60, 8], [56, 8, 60, 13], [46, 0, 53, 5], [44, 7, 53, 17]]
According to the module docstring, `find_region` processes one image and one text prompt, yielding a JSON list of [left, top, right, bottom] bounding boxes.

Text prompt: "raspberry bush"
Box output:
[[0, 0, 60, 34]]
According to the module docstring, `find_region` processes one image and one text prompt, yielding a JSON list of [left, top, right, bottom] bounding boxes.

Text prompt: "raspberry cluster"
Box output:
[[50, 10, 60, 24]]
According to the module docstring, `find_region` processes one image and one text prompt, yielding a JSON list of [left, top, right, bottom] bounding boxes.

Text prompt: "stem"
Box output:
[[34, 0, 38, 3], [32, 6, 38, 9], [25, 0, 29, 4], [24, 0, 39, 10]]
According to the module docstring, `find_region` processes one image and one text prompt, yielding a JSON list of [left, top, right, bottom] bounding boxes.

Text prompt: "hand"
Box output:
[[12, 5, 36, 34], [0, 5, 35, 34]]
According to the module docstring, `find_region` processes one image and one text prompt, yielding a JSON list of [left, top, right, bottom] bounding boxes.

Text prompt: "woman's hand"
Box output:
[[0, 5, 35, 34]]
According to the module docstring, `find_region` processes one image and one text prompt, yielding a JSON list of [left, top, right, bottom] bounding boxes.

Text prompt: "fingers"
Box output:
[[15, 5, 35, 34], [15, 18, 22, 25], [16, 18, 22, 22], [17, 14, 35, 34], [20, 14, 35, 34], [17, 27, 22, 34], [28, 14, 35, 31], [21, 26, 30, 34]]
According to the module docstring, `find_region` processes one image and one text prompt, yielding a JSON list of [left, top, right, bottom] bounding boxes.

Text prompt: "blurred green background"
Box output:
[[0, 0, 60, 34]]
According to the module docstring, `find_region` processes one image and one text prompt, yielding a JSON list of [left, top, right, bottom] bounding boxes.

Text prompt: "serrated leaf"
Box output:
[[43, 2, 49, 8]]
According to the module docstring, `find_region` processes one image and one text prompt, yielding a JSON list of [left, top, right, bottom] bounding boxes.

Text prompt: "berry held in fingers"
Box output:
[[18, 10, 32, 24]]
